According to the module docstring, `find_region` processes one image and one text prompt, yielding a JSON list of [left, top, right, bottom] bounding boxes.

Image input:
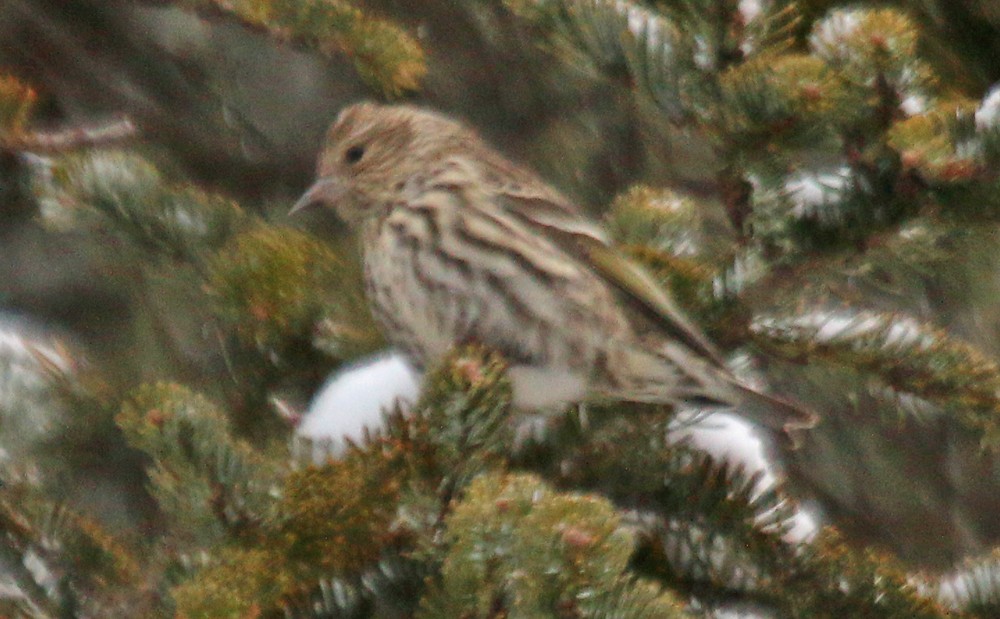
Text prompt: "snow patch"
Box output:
[[295, 351, 819, 542], [976, 83, 1000, 131], [673, 411, 818, 543], [809, 9, 863, 60], [738, 0, 763, 24], [296, 352, 421, 451], [783, 167, 852, 218]]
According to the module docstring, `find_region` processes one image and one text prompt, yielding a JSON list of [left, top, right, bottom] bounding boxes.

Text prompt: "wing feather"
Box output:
[[497, 192, 728, 369]]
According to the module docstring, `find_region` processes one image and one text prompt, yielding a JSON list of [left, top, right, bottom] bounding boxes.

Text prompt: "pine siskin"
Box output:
[[291, 102, 818, 444]]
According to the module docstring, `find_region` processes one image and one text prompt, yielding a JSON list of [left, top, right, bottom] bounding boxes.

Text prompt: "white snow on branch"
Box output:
[[975, 83, 1000, 131], [300, 348, 817, 542], [0, 318, 72, 452], [752, 309, 932, 356], [738, 0, 763, 24], [809, 8, 863, 60], [900, 93, 928, 117], [296, 351, 420, 454], [672, 411, 818, 543], [783, 166, 853, 218]]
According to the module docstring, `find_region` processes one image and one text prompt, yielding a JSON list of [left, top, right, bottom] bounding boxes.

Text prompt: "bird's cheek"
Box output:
[[333, 193, 367, 227]]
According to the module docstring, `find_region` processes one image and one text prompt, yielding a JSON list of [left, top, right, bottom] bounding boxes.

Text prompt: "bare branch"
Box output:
[[2, 117, 138, 153]]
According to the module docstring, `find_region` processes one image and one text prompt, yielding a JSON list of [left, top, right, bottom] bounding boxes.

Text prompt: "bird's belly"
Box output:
[[363, 246, 459, 364]]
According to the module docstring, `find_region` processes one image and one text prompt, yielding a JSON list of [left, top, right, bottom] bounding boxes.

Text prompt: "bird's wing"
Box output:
[[496, 188, 818, 445], [497, 191, 729, 369]]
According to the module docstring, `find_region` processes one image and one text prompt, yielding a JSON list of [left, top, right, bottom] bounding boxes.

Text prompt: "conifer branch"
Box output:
[[938, 550, 1000, 616], [117, 383, 282, 544], [194, 0, 426, 96], [752, 310, 1000, 448]]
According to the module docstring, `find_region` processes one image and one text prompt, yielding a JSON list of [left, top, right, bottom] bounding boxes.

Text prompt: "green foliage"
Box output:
[[777, 529, 950, 618], [172, 547, 289, 618], [212, 0, 426, 96], [510, 2, 952, 246], [41, 151, 244, 262], [117, 383, 280, 546], [0, 484, 142, 616], [888, 98, 983, 184], [420, 472, 685, 618], [143, 415, 422, 616], [505, 0, 636, 76], [604, 185, 747, 341], [809, 8, 935, 106], [416, 345, 514, 494], [646, 458, 798, 585], [206, 224, 342, 352], [513, 404, 801, 602], [310, 263, 384, 362], [606, 185, 712, 256], [279, 457, 400, 573], [123, 348, 516, 616], [718, 53, 855, 156], [34, 502, 139, 590], [752, 310, 1000, 448], [279, 553, 428, 618]]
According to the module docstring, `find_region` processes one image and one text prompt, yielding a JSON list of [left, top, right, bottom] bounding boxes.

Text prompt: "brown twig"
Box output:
[[2, 116, 138, 153]]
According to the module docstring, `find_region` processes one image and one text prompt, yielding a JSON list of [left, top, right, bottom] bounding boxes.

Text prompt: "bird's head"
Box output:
[[290, 102, 473, 227]]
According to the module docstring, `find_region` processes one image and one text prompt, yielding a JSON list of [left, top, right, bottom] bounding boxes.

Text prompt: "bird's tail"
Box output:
[[614, 343, 819, 447], [725, 380, 819, 449]]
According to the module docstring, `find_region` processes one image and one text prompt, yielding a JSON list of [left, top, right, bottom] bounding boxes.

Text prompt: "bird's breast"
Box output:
[[361, 201, 611, 369]]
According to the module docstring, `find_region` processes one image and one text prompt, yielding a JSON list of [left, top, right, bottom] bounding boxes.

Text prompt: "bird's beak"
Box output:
[[289, 177, 345, 215]]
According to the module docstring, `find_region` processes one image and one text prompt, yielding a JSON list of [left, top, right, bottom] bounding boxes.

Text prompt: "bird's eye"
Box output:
[[344, 145, 366, 164]]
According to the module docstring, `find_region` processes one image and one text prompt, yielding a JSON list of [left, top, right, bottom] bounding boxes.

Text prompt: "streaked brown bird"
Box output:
[[292, 102, 817, 444]]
